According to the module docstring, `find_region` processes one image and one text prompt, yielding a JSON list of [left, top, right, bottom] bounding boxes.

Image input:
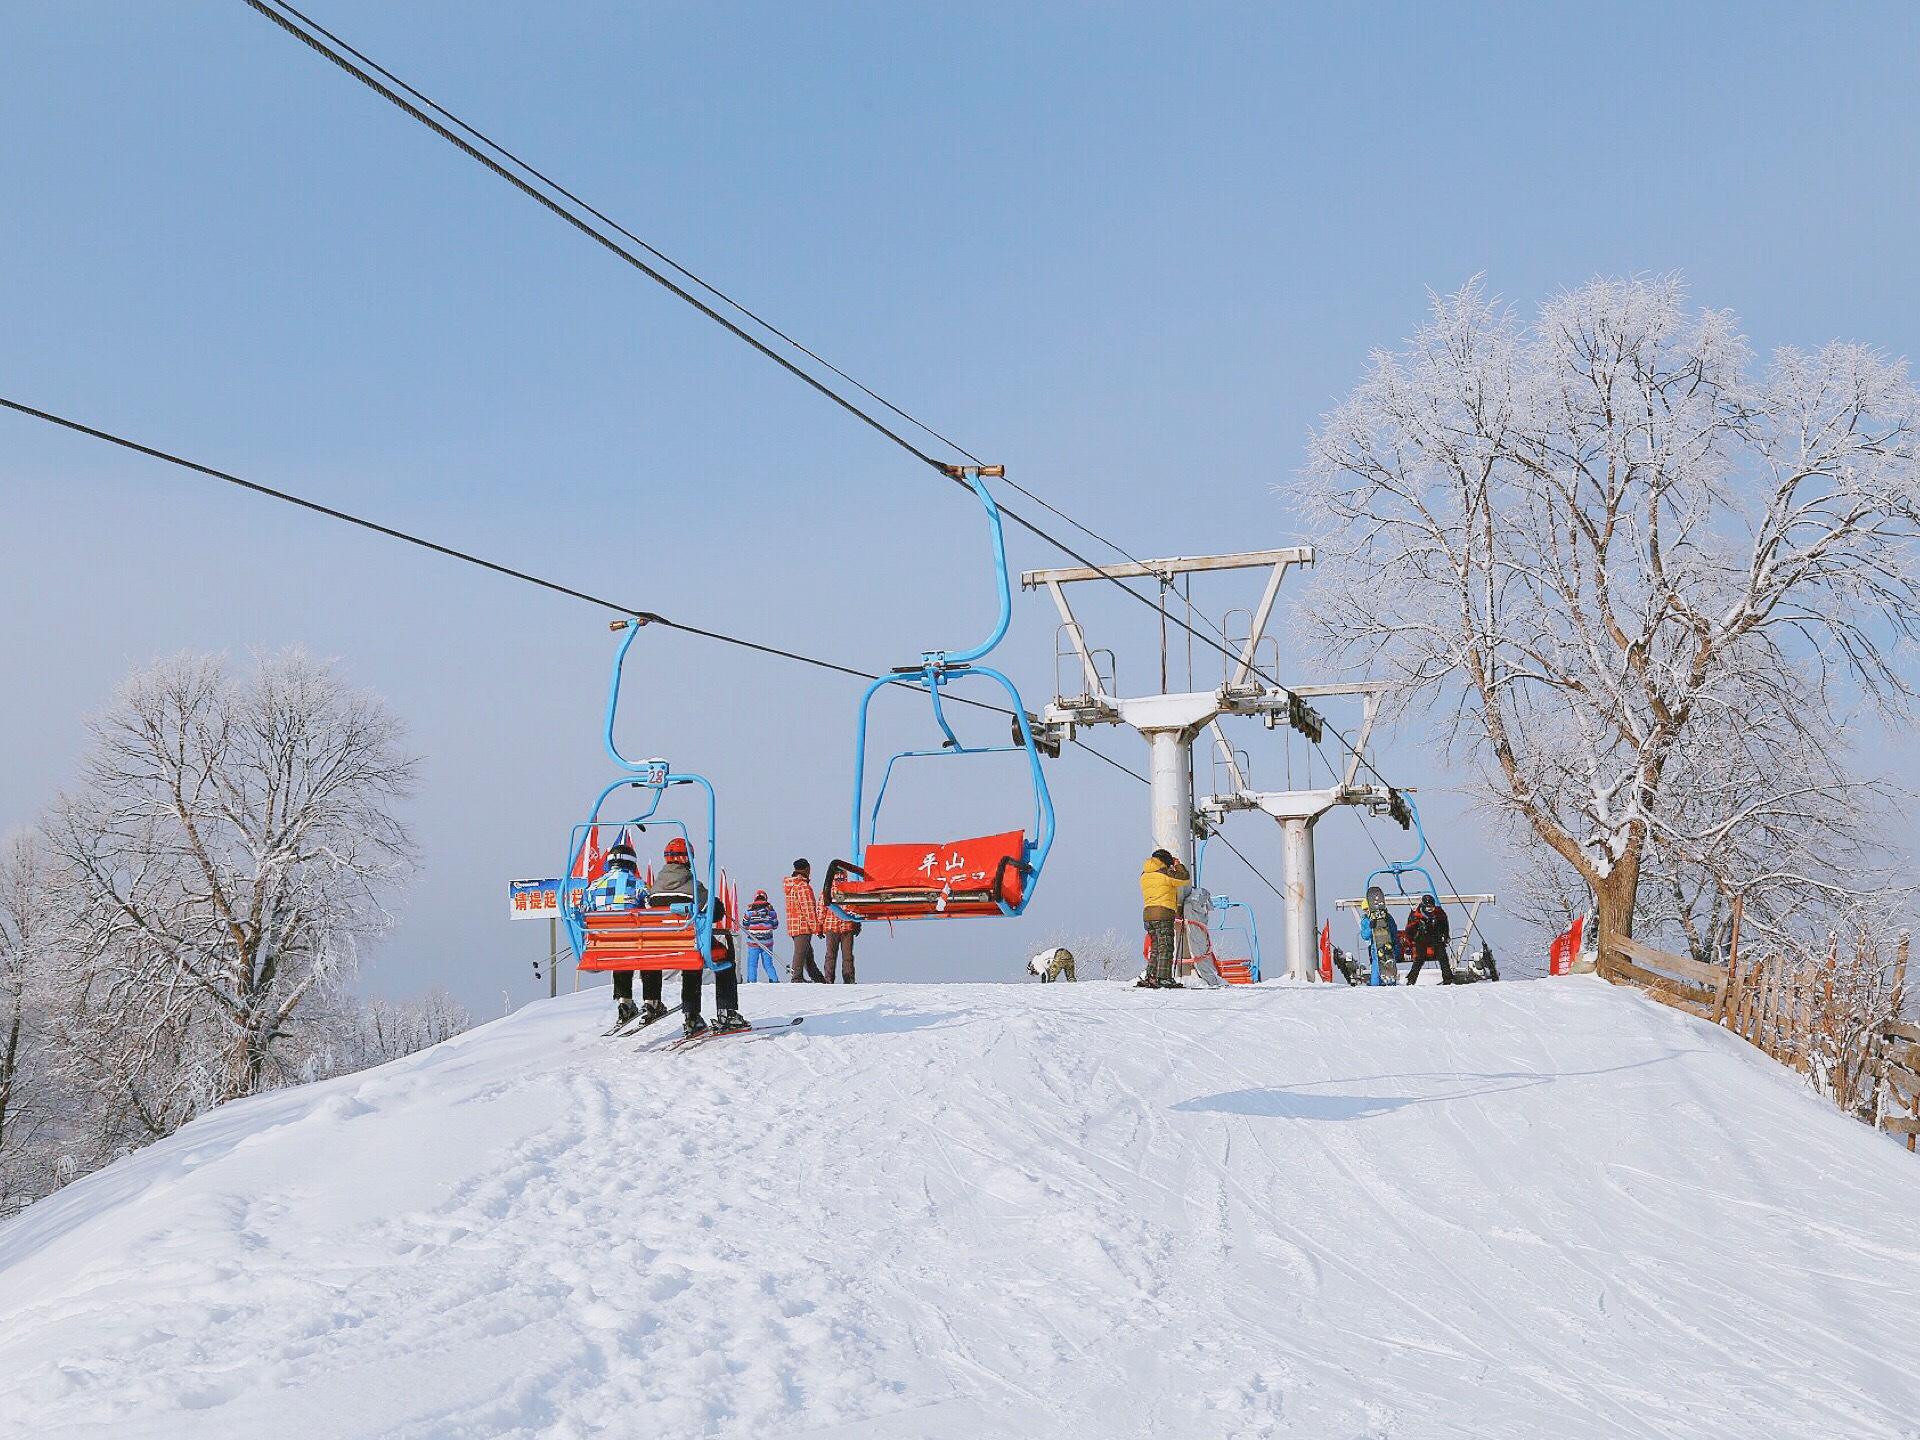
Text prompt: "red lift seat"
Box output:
[[578, 907, 705, 971], [1214, 957, 1255, 985], [824, 829, 1030, 920]]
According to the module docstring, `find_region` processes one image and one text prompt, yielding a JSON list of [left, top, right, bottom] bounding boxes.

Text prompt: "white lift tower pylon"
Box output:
[[1197, 684, 1405, 980], [1020, 547, 1319, 877]]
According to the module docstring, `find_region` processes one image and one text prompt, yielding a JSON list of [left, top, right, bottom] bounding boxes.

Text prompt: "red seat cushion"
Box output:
[[830, 830, 1028, 919]]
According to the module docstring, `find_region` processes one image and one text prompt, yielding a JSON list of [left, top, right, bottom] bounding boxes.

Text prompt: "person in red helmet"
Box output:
[[646, 835, 745, 1036]]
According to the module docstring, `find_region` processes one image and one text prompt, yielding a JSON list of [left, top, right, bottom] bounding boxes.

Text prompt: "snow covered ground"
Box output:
[[2, 977, 1916, 1439]]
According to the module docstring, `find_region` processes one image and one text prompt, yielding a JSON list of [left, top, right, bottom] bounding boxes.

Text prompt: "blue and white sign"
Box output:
[[508, 877, 560, 921]]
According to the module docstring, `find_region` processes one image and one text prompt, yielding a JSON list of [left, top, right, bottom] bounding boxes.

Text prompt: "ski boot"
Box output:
[[712, 1009, 750, 1035], [615, 999, 640, 1028], [638, 999, 669, 1027], [681, 1013, 710, 1040]]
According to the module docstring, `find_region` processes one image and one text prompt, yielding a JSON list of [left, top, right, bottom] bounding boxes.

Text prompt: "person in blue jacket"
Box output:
[[584, 840, 647, 1025], [741, 889, 781, 983], [1358, 884, 1403, 985]]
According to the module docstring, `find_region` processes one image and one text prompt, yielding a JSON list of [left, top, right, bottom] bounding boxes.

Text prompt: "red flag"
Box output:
[[1549, 914, 1585, 975], [1319, 920, 1333, 982], [573, 827, 606, 882]]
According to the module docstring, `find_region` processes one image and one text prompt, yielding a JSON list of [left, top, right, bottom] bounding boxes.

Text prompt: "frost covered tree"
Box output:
[[1303, 277, 1920, 946], [0, 832, 55, 1208], [41, 649, 419, 1106]]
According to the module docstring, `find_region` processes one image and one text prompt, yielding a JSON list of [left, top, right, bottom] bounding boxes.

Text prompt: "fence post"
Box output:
[[1714, 895, 1743, 1027]]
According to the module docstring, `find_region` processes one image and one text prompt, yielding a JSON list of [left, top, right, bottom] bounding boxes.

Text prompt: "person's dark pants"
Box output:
[[1145, 917, 1176, 983], [791, 933, 825, 983], [636, 967, 734, 1016], [1406, 947, 1456, 985], [614, 969, 634, 1002], [823, 931, 855, 983]]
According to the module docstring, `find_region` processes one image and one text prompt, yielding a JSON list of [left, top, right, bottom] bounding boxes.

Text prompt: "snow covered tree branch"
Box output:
[[1302, 276, 1920, 945]]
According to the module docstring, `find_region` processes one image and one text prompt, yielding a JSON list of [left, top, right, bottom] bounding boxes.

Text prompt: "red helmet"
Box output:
[[665, 837, 690, 861]]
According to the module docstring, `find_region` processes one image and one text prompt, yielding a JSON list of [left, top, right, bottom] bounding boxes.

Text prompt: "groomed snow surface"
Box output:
[[2, 978, 1917, 1439]]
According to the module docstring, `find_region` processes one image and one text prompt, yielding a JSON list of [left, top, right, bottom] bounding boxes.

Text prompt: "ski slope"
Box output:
[[2, 978, 1916, 1439]]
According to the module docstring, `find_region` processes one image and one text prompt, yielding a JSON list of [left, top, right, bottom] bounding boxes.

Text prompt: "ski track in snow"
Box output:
[[2, 978, 1918, 1439]]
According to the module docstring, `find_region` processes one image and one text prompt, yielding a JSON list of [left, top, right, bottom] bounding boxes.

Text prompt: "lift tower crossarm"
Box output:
[[1020, 547, 1316, 886], [1019, 546, 1314, 587]]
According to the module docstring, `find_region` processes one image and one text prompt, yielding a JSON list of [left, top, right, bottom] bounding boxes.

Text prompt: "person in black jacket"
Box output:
[[1402, 894, 1456, 985]]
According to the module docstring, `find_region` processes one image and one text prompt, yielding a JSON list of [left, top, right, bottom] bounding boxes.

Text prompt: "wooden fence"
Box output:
[[1599, 917, 1916, 1153]]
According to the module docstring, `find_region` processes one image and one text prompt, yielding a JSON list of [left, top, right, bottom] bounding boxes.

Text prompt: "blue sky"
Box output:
[[4, 2, 1917, 1009]]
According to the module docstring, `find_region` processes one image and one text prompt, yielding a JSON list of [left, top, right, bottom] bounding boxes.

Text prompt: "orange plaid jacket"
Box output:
[[783, 873, 824, 936]]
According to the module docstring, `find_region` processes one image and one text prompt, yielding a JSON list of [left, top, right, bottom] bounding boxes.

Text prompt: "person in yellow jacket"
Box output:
[[1139, 848, 1191, 989]]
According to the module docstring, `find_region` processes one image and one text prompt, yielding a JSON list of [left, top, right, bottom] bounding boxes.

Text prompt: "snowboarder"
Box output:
[[741, 888, 781, 983], [1402, 894, 1456, 985], [1359, 885, 1402, 985], [648, 836, 747, 1036], [1027, 946, 1076, 983], [1138, 849, 1190, 989], [783, 859, 827, 983], [585, 838, 648, 1026]]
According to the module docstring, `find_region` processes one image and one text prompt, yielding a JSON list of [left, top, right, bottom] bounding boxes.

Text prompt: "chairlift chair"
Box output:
[[824, 466, 1056, 922], [559, 620, 727, 975]]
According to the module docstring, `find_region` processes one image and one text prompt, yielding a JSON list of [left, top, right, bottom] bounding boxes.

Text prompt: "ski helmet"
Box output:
[[606, 841, 638, 871], [664, 837, 690, 861]]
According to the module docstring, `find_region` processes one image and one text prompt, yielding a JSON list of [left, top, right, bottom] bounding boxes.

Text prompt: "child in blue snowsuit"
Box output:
[[1358, 884, 1403, 985], [741, 890, 781, 983]]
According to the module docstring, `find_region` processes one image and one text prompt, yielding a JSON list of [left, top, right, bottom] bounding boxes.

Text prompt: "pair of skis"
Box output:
[[603, 1004, 804, 1049], [664, 1015, 805, 1051]]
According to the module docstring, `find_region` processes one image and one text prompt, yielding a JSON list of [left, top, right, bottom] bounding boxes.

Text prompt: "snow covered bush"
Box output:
[[1304, 276, 1920, 951]]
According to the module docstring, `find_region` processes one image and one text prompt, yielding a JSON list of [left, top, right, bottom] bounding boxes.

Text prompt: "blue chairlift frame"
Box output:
[[558, 620, 724, 970], [1363, 794, 1437, 902], [1208, 894, 1264, 983], [1358, 795, 1435, 986], [836, 467, 1056, 920]]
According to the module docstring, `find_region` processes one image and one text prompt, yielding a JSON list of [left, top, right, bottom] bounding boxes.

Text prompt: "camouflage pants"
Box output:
[[1145, 918, 1177, 982]]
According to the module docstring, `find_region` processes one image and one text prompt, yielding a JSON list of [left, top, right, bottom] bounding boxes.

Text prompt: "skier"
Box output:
[[1138, 848, 1190, 989], [1402, 894, 1456, 985], [783, 859, 827, 983], [648, 836, 747, 1036], [584, 838, 648, 1026], [1358, 885, 1403, 985], [741, 888, 781, 983], [1027, 946, 1076, 983]]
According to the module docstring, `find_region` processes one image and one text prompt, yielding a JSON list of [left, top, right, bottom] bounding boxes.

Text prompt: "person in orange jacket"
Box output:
[[783, 859, 827, 983]]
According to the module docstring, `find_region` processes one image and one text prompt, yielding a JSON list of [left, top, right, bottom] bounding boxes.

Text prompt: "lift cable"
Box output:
[[236, 2, 1268, 673], [234, 0, 1464, 902], [1, 392, 1198, 859]]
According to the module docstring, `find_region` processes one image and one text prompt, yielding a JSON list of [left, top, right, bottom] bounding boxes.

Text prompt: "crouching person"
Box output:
[[1028, 946, 1076, 983]]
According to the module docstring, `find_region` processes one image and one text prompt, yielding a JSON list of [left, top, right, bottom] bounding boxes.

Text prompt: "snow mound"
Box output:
[[3, 978, 1917, 1438]]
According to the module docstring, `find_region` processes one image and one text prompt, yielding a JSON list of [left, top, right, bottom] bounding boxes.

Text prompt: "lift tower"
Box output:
[[1196, 685, 1403, 980], [1020, 547, 1318, 879]]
